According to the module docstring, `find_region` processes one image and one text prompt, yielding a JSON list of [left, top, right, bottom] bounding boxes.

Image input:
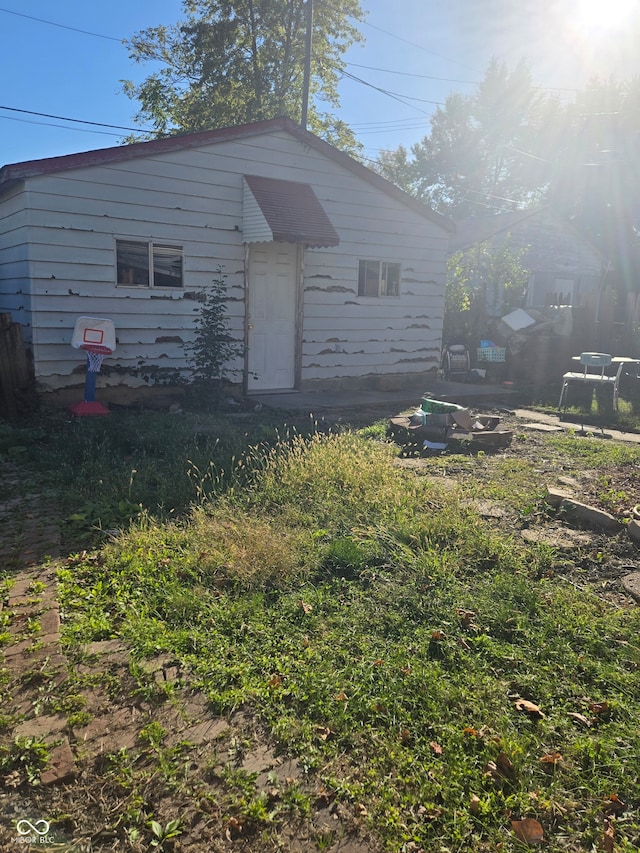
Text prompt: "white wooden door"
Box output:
[[247, 242, 298, 391]]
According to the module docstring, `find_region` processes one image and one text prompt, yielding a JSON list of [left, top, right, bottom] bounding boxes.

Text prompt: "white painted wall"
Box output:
[[0, 129, 449, 392], [0, 185, 32, 335]]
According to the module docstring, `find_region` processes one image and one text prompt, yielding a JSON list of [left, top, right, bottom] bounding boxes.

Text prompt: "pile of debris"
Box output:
[[389, 397, 512, 453]]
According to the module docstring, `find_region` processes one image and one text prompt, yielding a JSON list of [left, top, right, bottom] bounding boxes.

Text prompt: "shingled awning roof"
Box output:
[[243, 174, 340, 248]]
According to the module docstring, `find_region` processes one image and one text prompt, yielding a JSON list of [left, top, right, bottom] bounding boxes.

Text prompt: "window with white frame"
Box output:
[[357, 260, 400, 297], [116, 239, 183, 288]]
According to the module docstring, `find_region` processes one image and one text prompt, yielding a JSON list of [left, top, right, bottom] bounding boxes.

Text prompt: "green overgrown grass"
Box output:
[[57, 429, 640, 852], [2, 410, 319, 545]]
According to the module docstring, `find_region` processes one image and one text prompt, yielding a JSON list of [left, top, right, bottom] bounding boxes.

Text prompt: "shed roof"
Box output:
[[0, 116, 454, 233], [450, 208, 545, 252], [450, 205, 607, 259]]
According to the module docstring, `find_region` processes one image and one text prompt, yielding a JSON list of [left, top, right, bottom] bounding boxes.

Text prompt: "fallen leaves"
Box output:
[[484, 752, 517, 783], [456, 608, 478, 629], [416, 804, 442, 821], [315, 726, 333, 741], [567, 711, 591, 727], [589, 700, 610, 717], [225, 817, 243, 841], [601, 818, 615, 853], [511, 817, 544, 846], [513, 698, 546, 719], [602, 794, 626, 817], [539, 751, 563, 769]]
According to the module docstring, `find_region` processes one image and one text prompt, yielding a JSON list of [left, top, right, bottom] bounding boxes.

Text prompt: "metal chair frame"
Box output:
[[558, 352, 622, 413]]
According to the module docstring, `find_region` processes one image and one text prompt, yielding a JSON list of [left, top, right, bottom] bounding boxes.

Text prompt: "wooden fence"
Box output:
[[0, 313, 34, 419]]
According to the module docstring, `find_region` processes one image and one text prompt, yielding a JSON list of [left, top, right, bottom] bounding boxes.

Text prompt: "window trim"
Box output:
[[116, 238, 184, 289], [357, 259, 401, 298]]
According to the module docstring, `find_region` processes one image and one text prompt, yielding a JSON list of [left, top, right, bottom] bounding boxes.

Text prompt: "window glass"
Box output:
[[117, 240, 149, 286], [382, 262, 400, 296], [358, 260, 401, 297], [153, 244, 183, 288], [116, 240, 183, 288]]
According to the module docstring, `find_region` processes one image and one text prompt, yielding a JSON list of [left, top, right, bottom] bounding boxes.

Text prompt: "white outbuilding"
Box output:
[[0, 117, 453, 403]]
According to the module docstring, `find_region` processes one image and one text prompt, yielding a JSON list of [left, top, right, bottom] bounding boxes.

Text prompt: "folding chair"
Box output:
[[558, 352, 621, 415]]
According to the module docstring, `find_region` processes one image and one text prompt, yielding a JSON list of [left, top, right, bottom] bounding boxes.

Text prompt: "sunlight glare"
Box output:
[[573, 0, 636, 35]]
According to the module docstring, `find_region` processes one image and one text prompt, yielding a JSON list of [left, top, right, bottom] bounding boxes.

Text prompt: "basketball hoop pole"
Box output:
[[69, 349, 110, 416], [85, 357, 98, 403]]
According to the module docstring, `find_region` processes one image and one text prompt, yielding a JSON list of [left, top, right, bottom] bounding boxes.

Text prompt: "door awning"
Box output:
[[243, 174, 340, 248]]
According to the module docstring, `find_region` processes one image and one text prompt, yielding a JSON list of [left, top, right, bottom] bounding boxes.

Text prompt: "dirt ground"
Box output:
[[1, 409, 638, 851]]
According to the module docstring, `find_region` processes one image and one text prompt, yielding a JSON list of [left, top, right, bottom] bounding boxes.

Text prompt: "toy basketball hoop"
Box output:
[[69, 317, 116, 416]]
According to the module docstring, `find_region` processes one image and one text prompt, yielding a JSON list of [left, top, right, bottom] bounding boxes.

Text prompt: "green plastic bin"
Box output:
[[420, 397, 466, 415]]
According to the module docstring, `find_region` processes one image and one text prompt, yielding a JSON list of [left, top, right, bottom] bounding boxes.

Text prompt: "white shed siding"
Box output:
[[21, 143, 251, 387], [241, 178, 273, 243], [3, 126, 449, 391], [0, 185, 32, 335], [299, 176, 447, 380]]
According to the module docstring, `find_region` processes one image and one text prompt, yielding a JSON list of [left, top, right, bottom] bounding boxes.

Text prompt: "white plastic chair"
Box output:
[[558, 352, 621, 413]]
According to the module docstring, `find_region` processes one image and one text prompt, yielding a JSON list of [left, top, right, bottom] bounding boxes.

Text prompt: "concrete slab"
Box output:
[[514, 409, 640, 445], [628, 520, 640, 544], [250, 386, 640, 448], [251, 381, 514, 412], [622, 572, 640, 602], [521, 422, 564, 432]]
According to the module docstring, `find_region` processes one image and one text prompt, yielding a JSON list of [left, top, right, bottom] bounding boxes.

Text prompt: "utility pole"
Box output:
[[301, 0, 313, 129]]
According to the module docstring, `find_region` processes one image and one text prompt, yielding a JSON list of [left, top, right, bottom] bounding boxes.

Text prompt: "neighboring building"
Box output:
[[0, 117, 453, 402], [451, 207, 604, 311]]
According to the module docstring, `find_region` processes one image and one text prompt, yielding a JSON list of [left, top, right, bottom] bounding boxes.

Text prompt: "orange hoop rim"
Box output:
[[82, 344, 112, 355]]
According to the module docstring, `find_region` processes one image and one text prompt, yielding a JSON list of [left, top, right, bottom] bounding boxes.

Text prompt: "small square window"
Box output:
[[358, 260, 400, 297], [116, 239, 183, 288]]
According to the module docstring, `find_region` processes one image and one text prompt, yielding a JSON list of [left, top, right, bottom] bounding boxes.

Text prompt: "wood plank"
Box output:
[[0, 314, 31, 417]]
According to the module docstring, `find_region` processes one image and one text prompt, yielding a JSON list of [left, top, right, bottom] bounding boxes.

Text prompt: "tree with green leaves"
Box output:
[[185, 268, 244, 407], [375, 60, 559, 217], [549, 78, 640, 264], [122, 0, 365, 152], [444, 239, 529, 344]]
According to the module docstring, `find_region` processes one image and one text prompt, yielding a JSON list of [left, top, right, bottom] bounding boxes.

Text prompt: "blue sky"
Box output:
[[1, 0, 639, 168]]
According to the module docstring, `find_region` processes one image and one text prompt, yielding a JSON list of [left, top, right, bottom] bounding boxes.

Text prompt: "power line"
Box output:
[[0, 113, 124, 137], [339, 70, 430, 115], [347, 61, 478, 86], [0, 1, 605, 159], [361, 18, 481, 74], [338, 68, 441, 115], [350, 117, 432, 128], [356, 124, 431, 136], [0, 5, 122, 42], [346, 60, 581, 94], [0, 105, 149, 134]]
